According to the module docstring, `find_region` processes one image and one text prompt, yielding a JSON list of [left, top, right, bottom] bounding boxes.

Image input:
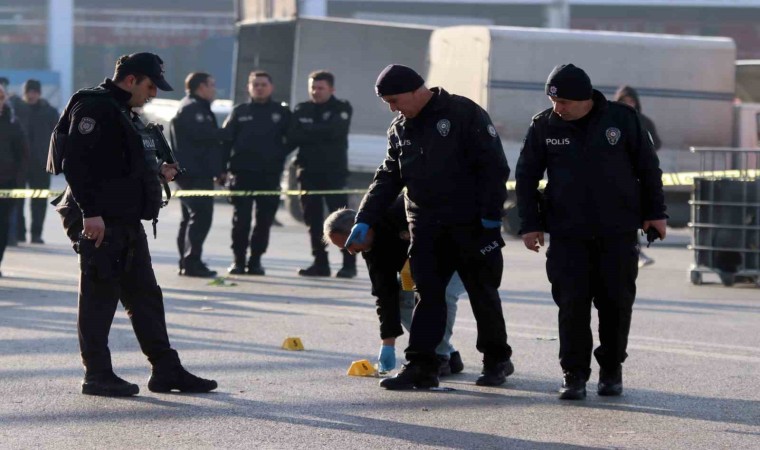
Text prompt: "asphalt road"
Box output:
[[0, 197, 758, 449]]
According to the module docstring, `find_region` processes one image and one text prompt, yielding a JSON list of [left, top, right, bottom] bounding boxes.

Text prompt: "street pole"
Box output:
[[545, 0, 570, 29], [48, 0, 74, 105]]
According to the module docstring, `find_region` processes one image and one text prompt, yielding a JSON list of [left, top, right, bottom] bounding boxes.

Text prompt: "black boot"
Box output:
[[437, 355, 452, 377], [476, 358, 514, 386], [379, 362, 439, 390], [597, 365, 623, 396], [559, 371, 587, 400], [247, 255, 265, 276], [227, 261, 246, 275], [336, 251, 357, 278], [298, 253, 330, 277], [82, 371, 139, 397], [148, 365, 218, 393], [183, 260, 218, 278], [448, 351, 464, 374]]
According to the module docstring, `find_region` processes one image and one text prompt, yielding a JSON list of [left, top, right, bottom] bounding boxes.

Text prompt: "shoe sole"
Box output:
[[82, 385, 139, 397], [558, 389, 587, 400], [379, 379, 439, 390], [148, 382, 218, 394], [597, 385, 623, 396], [475, 376, 506, 387]]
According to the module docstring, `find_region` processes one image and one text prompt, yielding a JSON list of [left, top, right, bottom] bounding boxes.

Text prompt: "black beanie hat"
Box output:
[[545, 64, 592, 101], [23, 79, 41, 93], [375, 64, 425, 97]]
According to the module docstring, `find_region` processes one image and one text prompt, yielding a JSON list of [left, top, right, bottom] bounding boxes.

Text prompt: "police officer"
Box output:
[[347, 65, 514, 390], [16, 79, 59, 244], [515, 64, 667, 400], [0, 83, 27, 276], [171, 72, 225, 278], [324, 200, 465, 377], [287, 70, 356, 278], [223, 71, 291, 275], [52, 53, 217, 396]]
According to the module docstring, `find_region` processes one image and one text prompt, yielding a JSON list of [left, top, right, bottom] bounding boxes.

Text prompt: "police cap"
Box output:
[[116, 52, 173, 92], [375, 64, 425, 97], [545, 63, 592, 101]]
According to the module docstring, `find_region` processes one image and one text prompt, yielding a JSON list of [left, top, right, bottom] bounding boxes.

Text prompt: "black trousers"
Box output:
[[230, 173, 280, 263], [299, 176, 355, 267], [363, 234, 409, 339], [406, 222, 511, 366], [77, 223, 180, 373], [17, 168, 51, 239], [0, 181, 13, 267], [176, 177, 214, 266], [546, 232, 639, 380]]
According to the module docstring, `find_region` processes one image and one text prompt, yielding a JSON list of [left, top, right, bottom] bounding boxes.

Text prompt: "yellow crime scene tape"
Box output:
[[0, 169, 756, 199]]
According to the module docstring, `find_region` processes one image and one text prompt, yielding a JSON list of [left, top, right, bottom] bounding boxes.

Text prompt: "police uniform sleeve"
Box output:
[[515, 120, 547, 233], [286, 103, 308, 148], [63, 99, 112, 218], [280, 106, 296, 154], [355, 128, 404, 227], [11, 123, 29, 185], [220, 106, 239, 168], [466, 105, 510, 222], [629, 112, 667, 220]]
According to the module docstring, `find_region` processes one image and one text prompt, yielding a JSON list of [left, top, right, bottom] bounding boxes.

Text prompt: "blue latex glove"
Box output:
[[481, 218, 502, 229], [345, 222, 370, 248], [378, 345, 396, 372]]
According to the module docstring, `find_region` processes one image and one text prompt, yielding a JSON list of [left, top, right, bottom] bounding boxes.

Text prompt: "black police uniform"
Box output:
[[515, 90, 666, 381], [56, 79, 181, 376], [356, 88, 512, 370], [15, 97, 58, 242], [0, 103, 27, 272], [287, 95, 356, 275], [222, 98, 291, 272], [170, 94, 225, 275]]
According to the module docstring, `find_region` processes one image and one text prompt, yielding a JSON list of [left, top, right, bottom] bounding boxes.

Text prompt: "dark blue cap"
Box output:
[[375, 64, 425, 97], [545, 64, 592, 101], [116, 52, 173, 91]]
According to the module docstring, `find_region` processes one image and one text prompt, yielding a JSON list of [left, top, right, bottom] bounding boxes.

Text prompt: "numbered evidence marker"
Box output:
[[281, 337, 305, 351], [346, 359, 376, 377]]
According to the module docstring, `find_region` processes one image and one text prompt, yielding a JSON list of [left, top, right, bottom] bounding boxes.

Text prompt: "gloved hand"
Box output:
[[378, 345, 396, 372], [345, 222, 370, 248], [481, 218, 502, 229]]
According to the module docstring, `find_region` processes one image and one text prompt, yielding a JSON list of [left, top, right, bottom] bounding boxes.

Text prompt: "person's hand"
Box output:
[[82, 216, 106, 248], [344, 223, 369, 254], [214, 172, 228, 186], [643, 219, 667, 240], [522, 231, 544, 252], [160, 162, 179, 182], [481, 218, 502, 229], [378, 345, 396, 372]]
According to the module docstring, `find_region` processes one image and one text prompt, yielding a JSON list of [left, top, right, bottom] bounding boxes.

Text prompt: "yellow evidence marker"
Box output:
[[282, 337, 305, 351], [347, 359, 377, 377]]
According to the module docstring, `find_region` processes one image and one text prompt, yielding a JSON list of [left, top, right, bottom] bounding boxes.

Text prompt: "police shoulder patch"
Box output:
[[78, 117, 96, 135], [340, 111, 349, 120], [195, 112, 205, 123], [487, 124, 498, 138]]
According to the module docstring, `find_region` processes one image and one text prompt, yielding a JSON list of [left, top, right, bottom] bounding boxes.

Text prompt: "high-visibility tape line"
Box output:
[[0, 169, 756, 199]]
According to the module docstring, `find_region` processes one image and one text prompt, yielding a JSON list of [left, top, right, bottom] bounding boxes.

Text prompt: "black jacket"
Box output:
[[61, 79, 149, 222], [222, 99, 292, 175], [16, 99, 59, 170], [287, 96, 352, 180], [613, 85, 662, 151], [362, 197, 409, 339], [0, 104, 28, 184], [170, 94, 226, 178], [515, 90, 667, 238], [356, 88, 510, 228]]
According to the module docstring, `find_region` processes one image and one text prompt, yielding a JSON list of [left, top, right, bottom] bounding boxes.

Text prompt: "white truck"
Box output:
[[232, 18, 759, 227]]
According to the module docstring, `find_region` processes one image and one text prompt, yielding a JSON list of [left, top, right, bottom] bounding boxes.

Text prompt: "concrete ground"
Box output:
[[0, 192, 758, 449]]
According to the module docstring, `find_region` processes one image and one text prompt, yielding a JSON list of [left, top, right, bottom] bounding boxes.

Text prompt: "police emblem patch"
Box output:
[[272, 112, 281, 123], [322, 111, 331, 121], [605, 127, 621, 145], [340, 111, 349, 120], [437, 119, 451, 137], [549, 85, 558, 97], [195, 113, 205, 123], [487, 124, 498, 138], [78, 117, 96, 135]]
